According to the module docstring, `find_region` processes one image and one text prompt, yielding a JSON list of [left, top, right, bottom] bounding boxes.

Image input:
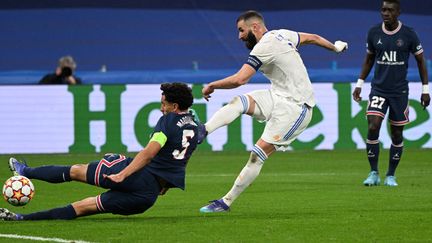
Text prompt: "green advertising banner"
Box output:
[[0, 83, 430, 154]]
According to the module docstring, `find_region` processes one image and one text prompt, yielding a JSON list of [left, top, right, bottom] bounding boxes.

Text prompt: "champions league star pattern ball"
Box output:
[[2, 175, 35, 206]]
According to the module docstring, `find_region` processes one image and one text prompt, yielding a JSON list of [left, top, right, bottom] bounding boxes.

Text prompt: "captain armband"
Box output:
[[149, 132, 167, 147], [355, 78, 364, 88], [422, 84, 430, 94], [246, 55, 262, 71]]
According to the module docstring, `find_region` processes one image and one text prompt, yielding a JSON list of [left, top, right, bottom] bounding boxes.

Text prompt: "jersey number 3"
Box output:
[[172, 130, 195, 160]]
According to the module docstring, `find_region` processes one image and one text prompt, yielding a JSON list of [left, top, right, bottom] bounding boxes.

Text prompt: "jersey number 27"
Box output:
[[370, 96, 386, 109]]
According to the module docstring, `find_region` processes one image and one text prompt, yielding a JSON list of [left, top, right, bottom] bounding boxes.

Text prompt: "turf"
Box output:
[[0, 149, 431, 242]]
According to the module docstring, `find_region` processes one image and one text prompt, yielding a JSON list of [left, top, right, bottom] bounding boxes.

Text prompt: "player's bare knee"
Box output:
[[72, 196, 98, 216], [391, 132, 403, 144], [368, 123, 381, 134], [70, 164, 88, 182]]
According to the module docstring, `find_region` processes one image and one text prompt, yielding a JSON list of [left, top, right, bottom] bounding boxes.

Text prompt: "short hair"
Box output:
[[236, 10, 264, 24], [58, 55, 77, 70], [383, 0, 400, 9], [160, 82, 194, 111]]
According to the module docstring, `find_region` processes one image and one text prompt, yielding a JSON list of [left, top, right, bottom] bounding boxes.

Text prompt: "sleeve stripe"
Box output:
[[150, 132, 168, 147]]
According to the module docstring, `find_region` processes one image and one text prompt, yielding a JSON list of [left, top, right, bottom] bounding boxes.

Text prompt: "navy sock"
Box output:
[[387, 144, 403, 176], [366, 141, 380, 172], [21, 204, 77, 220], [24, 165, 72, 183]]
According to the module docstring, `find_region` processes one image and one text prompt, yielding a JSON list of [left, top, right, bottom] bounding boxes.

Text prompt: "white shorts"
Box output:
[[247, 89, 313, 150]]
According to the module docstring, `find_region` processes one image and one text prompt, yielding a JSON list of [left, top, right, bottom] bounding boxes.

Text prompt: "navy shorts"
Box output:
[[366, 92, 409, 126], [86, 154, 161, 215]]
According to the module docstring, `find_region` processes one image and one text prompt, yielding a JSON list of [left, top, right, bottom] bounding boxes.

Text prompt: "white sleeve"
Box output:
[[247, 42, 273, 71], [280, 29, 300, 48]]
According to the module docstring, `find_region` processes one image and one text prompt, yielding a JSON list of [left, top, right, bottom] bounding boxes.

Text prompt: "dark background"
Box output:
[[1, 1, 431, 72]]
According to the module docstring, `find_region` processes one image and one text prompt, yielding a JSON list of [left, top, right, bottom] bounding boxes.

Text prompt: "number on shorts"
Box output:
[[370, 96, 385, 109], [172, 129, 195, 160]]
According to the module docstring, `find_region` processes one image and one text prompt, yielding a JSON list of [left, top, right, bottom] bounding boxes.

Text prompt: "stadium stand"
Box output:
[[0, 0, 431, 84]]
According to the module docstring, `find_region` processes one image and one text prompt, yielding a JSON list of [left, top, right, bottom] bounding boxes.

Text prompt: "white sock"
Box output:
[[205, 95, 249, 134], [222, 145, 267, 206]]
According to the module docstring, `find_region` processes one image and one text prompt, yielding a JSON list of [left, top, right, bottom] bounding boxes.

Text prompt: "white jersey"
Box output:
[[246, 29, 316, 107]]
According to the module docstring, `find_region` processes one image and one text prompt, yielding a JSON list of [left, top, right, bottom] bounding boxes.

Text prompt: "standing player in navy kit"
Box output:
[[353, 0, 430, 186], [1, 82, 199, 220]]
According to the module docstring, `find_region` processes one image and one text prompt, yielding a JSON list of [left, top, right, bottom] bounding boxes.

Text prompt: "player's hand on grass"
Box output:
[[103, 173, 125, 183], [352, 87, 362, 102], [334, 41, 348, 53], [202, 85, 214, 101], [421, 93, 430, 110]]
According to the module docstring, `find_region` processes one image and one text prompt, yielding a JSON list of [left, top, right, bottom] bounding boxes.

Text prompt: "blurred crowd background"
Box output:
[[1, 0, 431, 84]]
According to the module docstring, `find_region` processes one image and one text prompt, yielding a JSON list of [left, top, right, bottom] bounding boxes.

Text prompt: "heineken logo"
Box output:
[[0, 83, 430, 154]]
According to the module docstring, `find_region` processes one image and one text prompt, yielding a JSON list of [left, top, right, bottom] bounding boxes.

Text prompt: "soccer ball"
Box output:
[[2, 175, 35, 206]]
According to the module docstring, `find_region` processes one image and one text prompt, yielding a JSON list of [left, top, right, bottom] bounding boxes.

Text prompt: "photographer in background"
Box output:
[[39, 55, 82, 85]]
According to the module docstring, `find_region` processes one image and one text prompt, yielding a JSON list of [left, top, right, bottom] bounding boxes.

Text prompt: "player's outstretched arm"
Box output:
[[298, 32, 348, 53], [414, 53, 430, 109], [353, 53, 375, 102], [105, 141, 161, 183], [202, 64, 256, 101]]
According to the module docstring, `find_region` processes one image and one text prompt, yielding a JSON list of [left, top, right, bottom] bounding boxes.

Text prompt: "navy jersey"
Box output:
[[145, 112, 198, 190], [367, 21, 423, 96]]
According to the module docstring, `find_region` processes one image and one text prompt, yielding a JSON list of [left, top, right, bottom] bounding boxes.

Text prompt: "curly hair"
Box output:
[[160, 82, 193, 111]]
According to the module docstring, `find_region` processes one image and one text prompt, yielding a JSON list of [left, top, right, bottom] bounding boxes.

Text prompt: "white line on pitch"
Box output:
[[0, 233, 95, 243]]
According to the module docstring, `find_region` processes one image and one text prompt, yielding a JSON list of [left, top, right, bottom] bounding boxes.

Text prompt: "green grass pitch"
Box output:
[[1, 149, 431, 242]]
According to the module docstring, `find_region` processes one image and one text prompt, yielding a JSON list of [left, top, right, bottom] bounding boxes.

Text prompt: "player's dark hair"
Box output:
[[383, 0, 400, 9], [236, 10, 264, 24], [160, 82, 193, 111]]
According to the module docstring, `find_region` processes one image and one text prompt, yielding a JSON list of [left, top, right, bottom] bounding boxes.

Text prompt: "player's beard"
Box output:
[[244, 31, 258, 50]]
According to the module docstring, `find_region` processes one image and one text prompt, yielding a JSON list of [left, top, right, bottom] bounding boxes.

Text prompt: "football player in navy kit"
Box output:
[[353, 0, 430, 186], [1, 82, 200, 220]]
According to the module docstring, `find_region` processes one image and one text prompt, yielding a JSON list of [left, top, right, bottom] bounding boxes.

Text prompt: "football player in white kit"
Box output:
[[199, 10, 348, 213]]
